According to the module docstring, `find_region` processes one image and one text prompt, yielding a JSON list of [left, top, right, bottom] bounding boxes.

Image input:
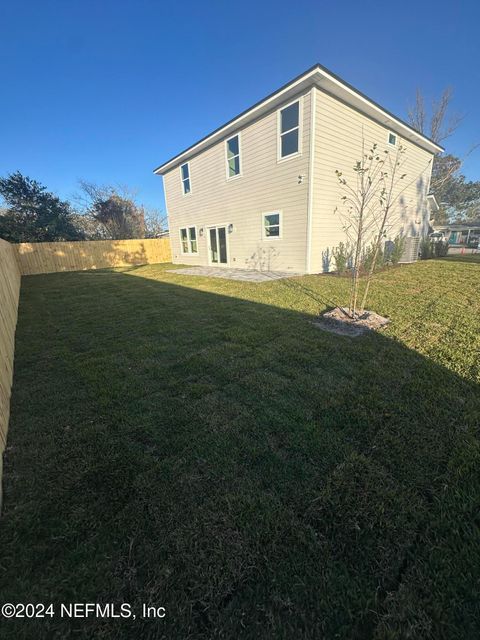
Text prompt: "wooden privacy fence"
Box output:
[[14, 237, 172, 275], [0, 239, 21, 506]]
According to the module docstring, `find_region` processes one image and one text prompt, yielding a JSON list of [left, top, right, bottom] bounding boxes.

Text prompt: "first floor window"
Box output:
[[181, 163, 191, 194], [180, 226, 198, 253], [180, 227, 188, 252], [279, 101, 300, 158], [189, 226, 197, 253], [263, 212, 281, 239]]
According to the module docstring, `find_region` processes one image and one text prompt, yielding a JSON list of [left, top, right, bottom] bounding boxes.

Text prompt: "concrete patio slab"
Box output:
[[169, 266, 301, 282]]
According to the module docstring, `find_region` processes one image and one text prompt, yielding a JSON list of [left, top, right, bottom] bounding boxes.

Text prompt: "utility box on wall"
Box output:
[[399, 236, 421, 263]]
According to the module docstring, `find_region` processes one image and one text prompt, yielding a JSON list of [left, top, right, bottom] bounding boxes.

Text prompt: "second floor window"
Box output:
[[226, 134, 241, 178], [279, 101, 300, 158], [388, 132, 397, 146], [181, 163, 191, 195]]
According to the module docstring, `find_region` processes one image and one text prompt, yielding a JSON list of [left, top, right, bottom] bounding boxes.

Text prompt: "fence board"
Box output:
[[0, 239, 21, 506], [13, 238, 172, 275]]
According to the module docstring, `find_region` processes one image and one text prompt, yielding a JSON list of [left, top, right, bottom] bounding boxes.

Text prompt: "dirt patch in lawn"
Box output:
[[314, 306, 390, 337]]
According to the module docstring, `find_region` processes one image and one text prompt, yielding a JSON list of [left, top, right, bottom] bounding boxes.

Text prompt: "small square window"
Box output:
[[263, 212, 281, 239], [388, 132, 397, 146]]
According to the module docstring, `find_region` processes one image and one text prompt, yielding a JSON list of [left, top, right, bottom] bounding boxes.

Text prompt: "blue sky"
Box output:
[[1, 0, 479, 213]]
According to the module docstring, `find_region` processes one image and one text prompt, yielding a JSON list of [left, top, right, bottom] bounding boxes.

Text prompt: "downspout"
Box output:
[[306, 86, 316, 274], [161, 175, 174, 260], [424, 158, 435, 237]]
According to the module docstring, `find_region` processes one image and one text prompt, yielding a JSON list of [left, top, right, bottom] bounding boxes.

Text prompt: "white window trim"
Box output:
[[225, 132, 242, 181], [180, 162, 192, 196], [206, 223, 230, 267], [188, 225, 198, 254], [179, 225, 198, 254], [262, 211, 282, 240], [179, 227, 188, 254], [387, 131, 397, 147], [277, 97, 303, 163]]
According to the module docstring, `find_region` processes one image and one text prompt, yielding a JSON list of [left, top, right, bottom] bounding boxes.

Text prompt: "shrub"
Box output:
[[434, 240, 449, 258], [361, 242, 384, 272], [388, 235, 407, 265], [420, 239, 449, 260], [332, 242, 353, 275], [420, 238, 433, 260]]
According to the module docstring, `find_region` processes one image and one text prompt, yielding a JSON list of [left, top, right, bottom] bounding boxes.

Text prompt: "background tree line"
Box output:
[[0, 172, 167, 243], [407, 87, 480, 223], [0, 85, 478, 243]]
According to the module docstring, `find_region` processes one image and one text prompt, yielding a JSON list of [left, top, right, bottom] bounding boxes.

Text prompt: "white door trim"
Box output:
[[207, 224, 230, 267]]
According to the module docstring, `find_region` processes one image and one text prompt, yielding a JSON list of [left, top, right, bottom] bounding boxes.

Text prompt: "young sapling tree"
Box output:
[[335, 137, 432, 318]]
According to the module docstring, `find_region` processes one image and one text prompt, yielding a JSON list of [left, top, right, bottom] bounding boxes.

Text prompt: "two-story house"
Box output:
[[154, 64, 443, 274]]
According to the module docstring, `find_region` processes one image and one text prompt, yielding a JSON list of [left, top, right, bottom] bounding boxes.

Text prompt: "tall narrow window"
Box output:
[[279, 101, 300, 158], [226, 134, 241, 178], [181, 162, 191, 194], [188, 226, 197, 253], [180, 227, 189, 253]]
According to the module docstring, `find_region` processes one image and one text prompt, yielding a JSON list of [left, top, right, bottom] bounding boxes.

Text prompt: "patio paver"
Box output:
[[169, 266, 301, 282]]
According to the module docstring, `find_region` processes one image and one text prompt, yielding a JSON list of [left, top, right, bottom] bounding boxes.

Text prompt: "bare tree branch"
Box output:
[[335, 140, 432, 317], [407, 89, 425, 136], [407, 86, 464, 144]]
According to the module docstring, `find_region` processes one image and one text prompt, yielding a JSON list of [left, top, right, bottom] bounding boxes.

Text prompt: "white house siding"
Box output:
[[164, 90, 312, 273], [310, 88, 434, 273]]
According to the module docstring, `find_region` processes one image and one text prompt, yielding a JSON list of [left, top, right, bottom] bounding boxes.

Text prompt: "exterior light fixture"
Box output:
[[199, 227, 204, 236], [228, 224, 234, 233]]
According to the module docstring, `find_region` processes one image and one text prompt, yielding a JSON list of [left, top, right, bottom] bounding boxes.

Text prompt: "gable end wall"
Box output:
[[310, 87, 434, 273]]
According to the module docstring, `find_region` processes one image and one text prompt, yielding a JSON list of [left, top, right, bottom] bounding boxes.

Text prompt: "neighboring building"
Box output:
[[154, 64, 443, 273], [433, 220, 480, 246]]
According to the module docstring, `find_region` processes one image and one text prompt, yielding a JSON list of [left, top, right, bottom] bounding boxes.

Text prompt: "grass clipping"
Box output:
[[314, 306, 390, 337]]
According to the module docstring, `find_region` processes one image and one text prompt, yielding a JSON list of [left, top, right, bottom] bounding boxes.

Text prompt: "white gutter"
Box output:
[[306, 86, 316, 274]]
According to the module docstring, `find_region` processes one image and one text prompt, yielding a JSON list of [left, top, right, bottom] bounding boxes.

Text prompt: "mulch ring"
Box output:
[[313, 306, 390, 337]]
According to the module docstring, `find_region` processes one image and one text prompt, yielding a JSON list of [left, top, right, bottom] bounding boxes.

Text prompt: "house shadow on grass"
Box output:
[[1, 269, 479, 640]]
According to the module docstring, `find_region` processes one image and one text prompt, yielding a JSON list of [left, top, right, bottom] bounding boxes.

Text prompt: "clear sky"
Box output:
[[1, 0, 479, 214]]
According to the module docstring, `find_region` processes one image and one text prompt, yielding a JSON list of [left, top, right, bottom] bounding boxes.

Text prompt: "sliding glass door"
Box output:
[[208, 226, 228, 265]]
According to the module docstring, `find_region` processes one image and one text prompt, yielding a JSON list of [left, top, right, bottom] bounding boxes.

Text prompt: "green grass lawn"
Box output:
[[1, 256, 479, 639]]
